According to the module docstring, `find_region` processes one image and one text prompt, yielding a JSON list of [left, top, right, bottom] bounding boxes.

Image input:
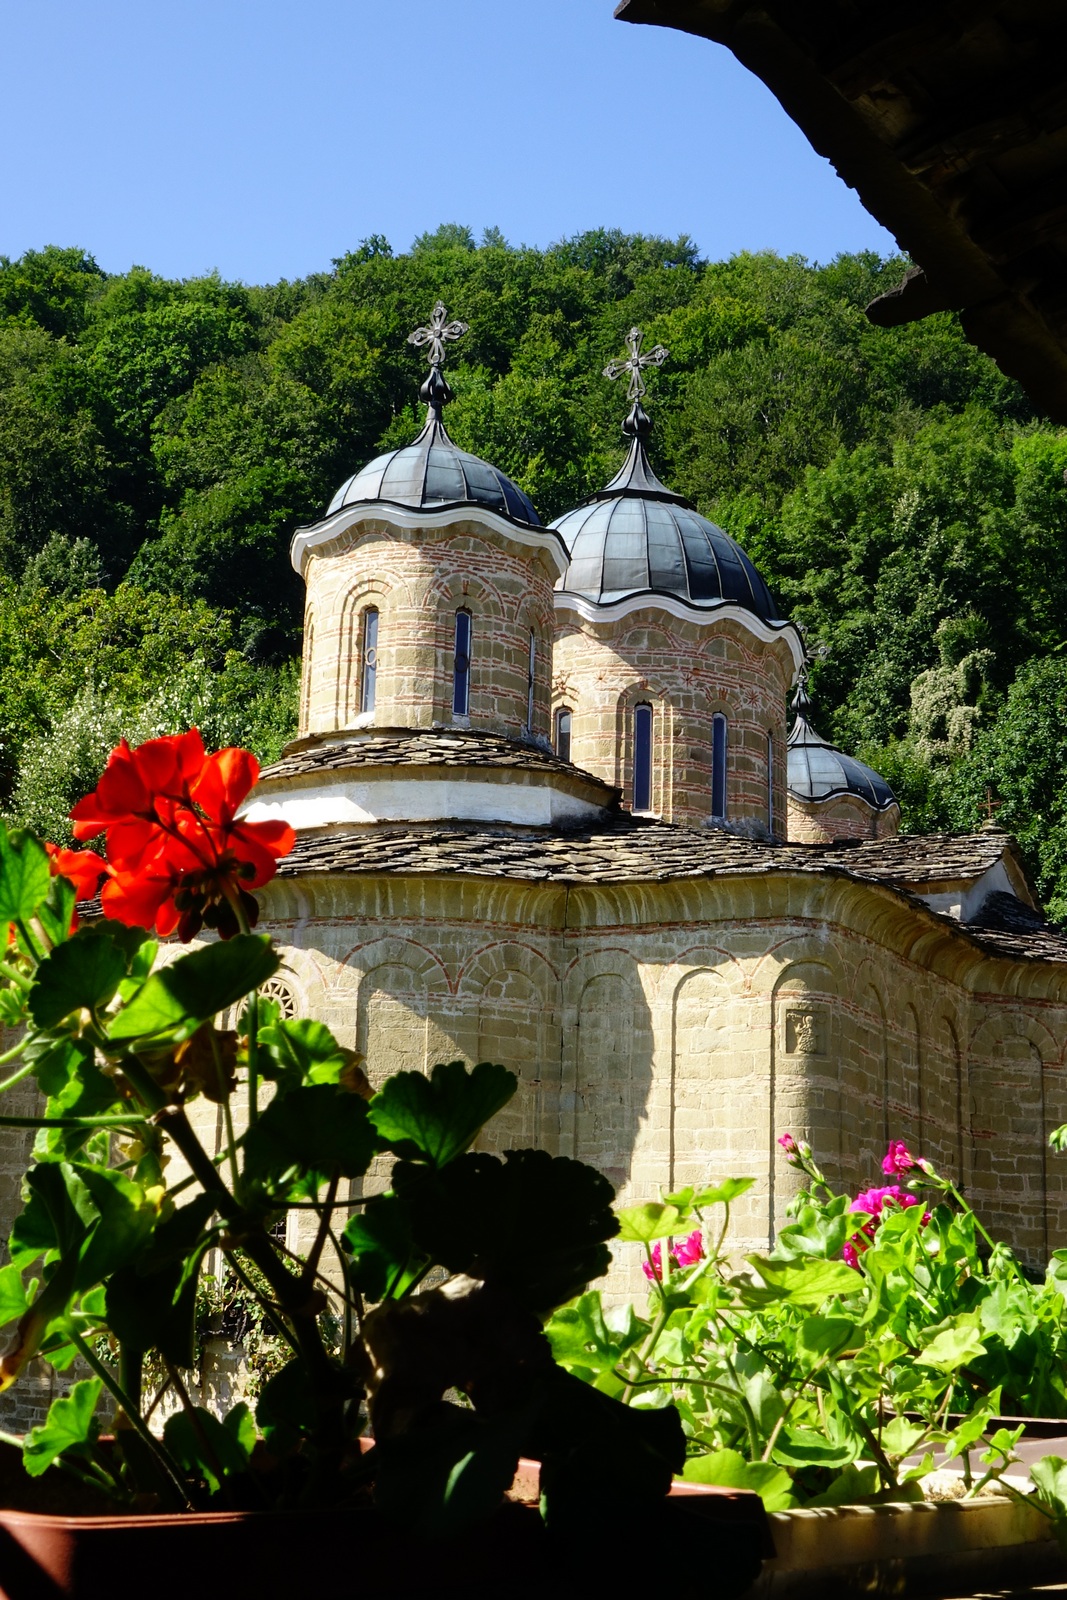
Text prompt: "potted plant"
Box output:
[[547, 1137, 1067, 1594], [0, 729, 766, 1598]]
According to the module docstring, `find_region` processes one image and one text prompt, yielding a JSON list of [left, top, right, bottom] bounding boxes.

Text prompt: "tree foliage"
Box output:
[[1, 232, 1066, 903]]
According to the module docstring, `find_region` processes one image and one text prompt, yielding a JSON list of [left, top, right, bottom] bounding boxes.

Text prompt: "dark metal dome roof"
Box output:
[[787, 689, 897, 810], [327, 409, 541, 528], [552, 402, 778, 620]]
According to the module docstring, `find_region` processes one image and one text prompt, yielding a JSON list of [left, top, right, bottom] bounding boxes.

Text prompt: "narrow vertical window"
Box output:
[[360, 608, 378, 715], [712, 712, 728, 819], [767, 730, 775, 834], [527, 631, 536, 730], [633, 703, 653, 812], [453, 609, 472, 716], [555, 708, 572, 763]]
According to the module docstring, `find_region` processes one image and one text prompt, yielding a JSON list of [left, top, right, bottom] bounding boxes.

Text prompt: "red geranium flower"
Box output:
[[69, 731, 295, 942], [45, 843, 107, 904]]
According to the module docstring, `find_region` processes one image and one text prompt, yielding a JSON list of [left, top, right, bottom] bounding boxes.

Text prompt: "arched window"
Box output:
[[712, 712, 728, 819], [360, 608, 379, 715], [453, 610, 472, 716], [527, 630, 537, 730], [766, 730, 775, 834], [633, 703, 653, 813], [300, 620, 315, 733], [555, 708, 572, 763]]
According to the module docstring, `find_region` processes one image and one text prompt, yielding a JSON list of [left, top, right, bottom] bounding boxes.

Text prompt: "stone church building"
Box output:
[[238, 312, 1067, 1287]]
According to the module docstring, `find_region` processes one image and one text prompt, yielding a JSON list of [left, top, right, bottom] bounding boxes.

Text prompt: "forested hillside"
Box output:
[[3, 229, 1067, 910]]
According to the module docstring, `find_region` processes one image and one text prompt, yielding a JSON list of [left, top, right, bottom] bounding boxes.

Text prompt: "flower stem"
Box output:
[[67, 1328, 193, 1511]]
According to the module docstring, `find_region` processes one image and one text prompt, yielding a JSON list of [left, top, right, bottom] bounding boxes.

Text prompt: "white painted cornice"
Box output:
[[554, 588, 805, 673], [291, 501, 570, 581]]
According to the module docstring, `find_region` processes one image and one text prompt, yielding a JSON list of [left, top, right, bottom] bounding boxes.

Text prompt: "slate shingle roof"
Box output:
[[259, 731, 613, 791]]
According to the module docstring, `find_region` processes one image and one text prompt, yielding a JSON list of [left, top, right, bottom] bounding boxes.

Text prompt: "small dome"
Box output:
[[787, 693, 897, 810], [327, 412, 540, 529], [552, 404, 777, 622]]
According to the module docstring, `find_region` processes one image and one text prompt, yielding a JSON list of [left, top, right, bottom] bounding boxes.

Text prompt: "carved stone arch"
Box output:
[[932, 1015, 965, 1186], [299, 611, 316, 735], [336, 574, 393, 727], [848, 962, 890, 1150], [614, 681, 673, 815], [969, 1010, 1057, 1264], [669, 962, 759, 1209], [456, 941, 562, 1155], [562, 949, 654, 1204], [771, 956, 842, 1224], [429, 569, 507, 621]]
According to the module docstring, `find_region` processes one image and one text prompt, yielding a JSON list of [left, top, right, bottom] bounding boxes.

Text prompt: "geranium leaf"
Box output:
[[30, 930, 127, 1029], [108, 935, 278, 1043], [681, 1446, 796, 1511], [368, 1061, 517, 1167], [342, 1194, 421, 1301], [258, 1017, 349, 1087], [0, 825, 50, 925], [393, 1148, 618, 1313], [617, 1202, 683, 1243], [746, 1256, 861, 1304], [243, 1084, 376, 1196], [22, 1379, 102, 1476], [163, 1405, 248, 1495]]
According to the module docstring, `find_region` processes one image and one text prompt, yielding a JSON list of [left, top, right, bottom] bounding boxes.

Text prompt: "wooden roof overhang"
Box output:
[[614, 0, 1067, 421]]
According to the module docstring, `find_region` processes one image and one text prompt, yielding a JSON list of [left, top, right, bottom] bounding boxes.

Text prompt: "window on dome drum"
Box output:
[[712, 713, 728, 819], [453, 610, 472, 716], [527, 631, 536, 730], [767, 731, 775, 834], [360, 608, 379, 716], [633, 703, 653, 813], [555, 708, 572, 763]]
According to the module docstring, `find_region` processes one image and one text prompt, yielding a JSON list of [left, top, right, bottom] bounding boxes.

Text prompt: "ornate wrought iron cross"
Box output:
[[603, 326, 669, 401], [407, 301, 469, 367]]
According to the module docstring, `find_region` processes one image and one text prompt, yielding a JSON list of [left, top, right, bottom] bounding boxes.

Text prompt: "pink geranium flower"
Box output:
[[882, 1140, 919, 1176], [850, 1184, 920, 1220], [778, 1133, 799, 1157], [842, 1240, 861, 1270], [642, 1229, 705, 1282]]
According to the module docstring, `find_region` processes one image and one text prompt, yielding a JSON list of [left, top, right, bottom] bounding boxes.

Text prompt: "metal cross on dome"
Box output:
[[603, 326, 669, 401], [407, 301, 469, 368]]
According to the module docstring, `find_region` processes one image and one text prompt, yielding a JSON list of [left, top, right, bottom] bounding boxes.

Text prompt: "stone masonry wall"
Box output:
[[251, 870, 1067, 1300], [300, 514, 558, 743], [551, 608, 794, 832]]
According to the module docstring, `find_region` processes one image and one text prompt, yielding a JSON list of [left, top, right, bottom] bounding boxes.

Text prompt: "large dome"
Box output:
[[552, 405, 777, 621], [327, 411, 540, 529]]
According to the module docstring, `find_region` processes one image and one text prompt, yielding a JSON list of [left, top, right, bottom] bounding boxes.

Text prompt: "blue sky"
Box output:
[[2, 0, 897, 284]]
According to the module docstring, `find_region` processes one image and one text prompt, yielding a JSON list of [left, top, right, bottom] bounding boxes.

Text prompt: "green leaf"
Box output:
[[746, 1255, 861, 1305], [243, 1084, 376, 1197], [256, 1358, 315, 1455], [771, 1427, 858, 1470], [546, 1289, 641, 1375], [1031, 1455, 1067, 1522], [22, 1379, 102, 1476], [0, 1263, 28, 1331], [805, 1463, 882, 1507], [674, 1177, 756, 1208], [258, 1017, 351, 1087], [394, 1149, 618, 1313], [104, 1194, 216, 1364], [163, 1405, 249, 1495], [681, 1447, 796, 1511], [0, 825, 50, 926], [342, 1195, 421, 1301], [915, 1315, 987, 1372], [368, 1060, 516, 1167], [796, 1315, 859, 1362], [223, 1402, 256, 1461], [108, 935, 278, 1044], [70, 1163, 156, 1290], [373, 1407, 522, 1536], [30, 930, 127, 1030], [617, 1202, 683, 1243], [881, 1417, 927, 1457]]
